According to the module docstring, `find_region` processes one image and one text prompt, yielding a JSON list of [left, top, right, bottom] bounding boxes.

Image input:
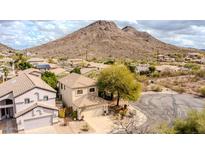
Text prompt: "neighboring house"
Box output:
[[87, 62, 109, 70], [58, 73, 108, 119], [156, 65, 181, 73], [191, 58, 205, 64], [36, 63, 51, 70], [187, 52, 202, 59], [80, 67, 97, 75], [0, 71, 58, 132], [135, 64, 149, 73], [67, 59, 84, 67], [27, 57, 45, 67], [50, 67, 68, 76], [158, 55, 175, 62], [17, 68, 42, 77]]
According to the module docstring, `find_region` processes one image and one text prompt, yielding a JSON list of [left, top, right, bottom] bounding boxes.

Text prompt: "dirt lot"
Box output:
[[155, 75, 205, 95]]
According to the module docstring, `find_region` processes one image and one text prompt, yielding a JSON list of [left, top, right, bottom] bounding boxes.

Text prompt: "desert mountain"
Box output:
[[26, 20, 201, 60], [0, 43, 14, 52]]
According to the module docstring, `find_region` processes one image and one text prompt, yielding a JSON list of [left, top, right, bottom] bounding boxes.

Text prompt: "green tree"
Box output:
[[41, 71, 58, 89], [97, 64, 141, 106], [149, 65, 156, 74], [158, 109, 205, 134], [70, 67, 81, 74], [18, 61, 33, 70]]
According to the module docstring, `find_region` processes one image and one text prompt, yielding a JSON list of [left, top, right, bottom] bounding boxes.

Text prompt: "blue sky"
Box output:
[[0, 20, 205, 50]]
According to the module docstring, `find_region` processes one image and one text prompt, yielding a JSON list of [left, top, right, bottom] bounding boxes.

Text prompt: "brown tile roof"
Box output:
[[17, 68, 41, 76], [0, 72, 56, 98], [73, 94, 108, 108], [58, 73, 96, 88]]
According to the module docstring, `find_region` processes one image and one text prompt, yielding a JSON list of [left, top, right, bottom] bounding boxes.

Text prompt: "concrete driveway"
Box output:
[[83, 110, 114, 133], [132, 93, 205, 131]]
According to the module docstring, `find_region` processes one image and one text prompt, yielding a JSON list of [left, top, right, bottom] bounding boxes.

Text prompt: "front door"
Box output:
[[0, 108, 13, 120], [1, 108, 5, 118]]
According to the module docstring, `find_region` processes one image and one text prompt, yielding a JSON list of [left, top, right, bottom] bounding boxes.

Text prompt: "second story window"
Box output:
[[77, 89, 83, 95], [89, 88, 95, 93], [43, 96, 48, 101], [24, 98, 30, 104]]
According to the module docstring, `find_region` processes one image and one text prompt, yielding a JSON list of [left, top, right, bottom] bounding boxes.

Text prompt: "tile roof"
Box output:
[[58, 73, 96, 88], [73, 94, 108, 108], [0, 71, 56, 98]]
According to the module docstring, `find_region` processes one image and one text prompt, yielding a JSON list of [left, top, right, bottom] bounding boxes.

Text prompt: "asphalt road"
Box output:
[[132, 93, 205, 132]]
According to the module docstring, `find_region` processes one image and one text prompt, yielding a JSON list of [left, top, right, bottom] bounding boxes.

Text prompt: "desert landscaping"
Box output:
[[1, 20, 205, 134]]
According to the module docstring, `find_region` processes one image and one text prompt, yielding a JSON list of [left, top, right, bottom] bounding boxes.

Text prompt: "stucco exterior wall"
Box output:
[[14, 88, 56, 113], [72, 86, 97, 102], [59, 83, 97, 108], [16, 106, 58, 131]]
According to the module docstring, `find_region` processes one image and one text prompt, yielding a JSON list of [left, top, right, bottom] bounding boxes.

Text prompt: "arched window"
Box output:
[[34, 92, 40, 101]]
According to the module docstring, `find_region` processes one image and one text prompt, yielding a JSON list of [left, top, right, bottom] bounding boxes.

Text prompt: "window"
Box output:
[[61, 83, 63, 90], [43, 96, 48, 101], [24, 98, 30, 104], [64, 85, 66, 90], [77, 89, 83, 95], [89, 88, 95, 93]]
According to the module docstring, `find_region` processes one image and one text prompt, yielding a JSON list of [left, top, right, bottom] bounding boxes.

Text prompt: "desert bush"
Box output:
[[173, 86, 185, 94], [71, 110, 78, 120], [150, 85, 162, 92], [149, 65, 156, 73], [199, 87, 205, 96], [158, 109, 205, 134], [104, 59, 115, 65], [135, 74, 148, 82], [184, 63, 201, 71], [81, 123, 89, 131], [151, 72, 160, 78], [70, 67, 81, 74], [195, 69, 205, 78]]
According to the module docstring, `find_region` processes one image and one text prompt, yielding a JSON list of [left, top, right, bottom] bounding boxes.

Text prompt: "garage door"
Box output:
[[24, 115, 52, 130], [82, 107, 104, 118]]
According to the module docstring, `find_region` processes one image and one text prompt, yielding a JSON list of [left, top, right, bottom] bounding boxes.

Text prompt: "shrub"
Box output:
[[158, 109, 205, 134], [151, 85, 162, 92], [104, 59, 115, 65], [184, 63, 201, 71], [151, 72, 160, 78], [128, 64, 136, 73], [71, 110, 78, 120], [173, 86, 185, 94], [59, 108, 66, 118], [18, 61, 33, 70], [195, 69, 205, 78], [200, 87, 205, 96], [81, 123, 89, 131], [70, 67, 81, 74], [149, 65, 156, 73], [135, 74, 148, 82]]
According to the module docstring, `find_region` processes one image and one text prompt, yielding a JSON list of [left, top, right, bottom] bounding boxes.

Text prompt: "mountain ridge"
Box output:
[[22, 20, 204, 59]]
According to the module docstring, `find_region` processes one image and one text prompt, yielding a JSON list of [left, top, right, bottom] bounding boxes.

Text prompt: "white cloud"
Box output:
[[0, 20, 205, 49]]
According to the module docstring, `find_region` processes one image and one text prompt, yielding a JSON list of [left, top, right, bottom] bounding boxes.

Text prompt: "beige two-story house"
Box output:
[[58, 73, 108, 119]]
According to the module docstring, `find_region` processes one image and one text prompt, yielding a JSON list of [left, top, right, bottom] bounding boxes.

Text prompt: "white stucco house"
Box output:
[[0, 69, 58, 132], [58, 73, 108, 119], [27, 57, 45, 67]]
